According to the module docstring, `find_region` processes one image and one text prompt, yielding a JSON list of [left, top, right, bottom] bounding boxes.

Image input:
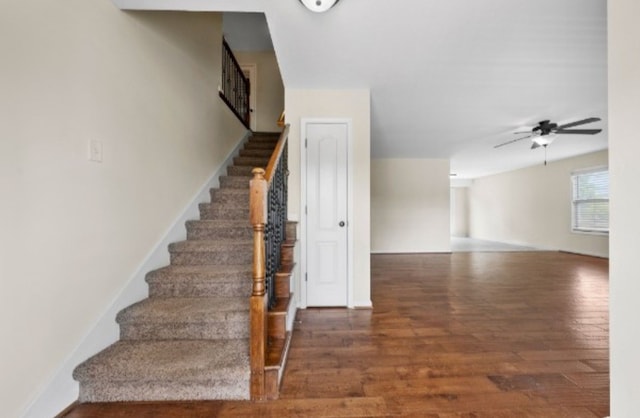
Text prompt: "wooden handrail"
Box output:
[[249, 125, 289, 400], [265, 124, 290, 183]]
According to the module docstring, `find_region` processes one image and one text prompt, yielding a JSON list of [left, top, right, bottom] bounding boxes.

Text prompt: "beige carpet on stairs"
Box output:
[[73, 132, 280, 402]]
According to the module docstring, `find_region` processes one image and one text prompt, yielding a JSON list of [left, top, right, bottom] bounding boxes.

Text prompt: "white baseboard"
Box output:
[[352, 300, 373, 309], [21, 131, 250, 418]]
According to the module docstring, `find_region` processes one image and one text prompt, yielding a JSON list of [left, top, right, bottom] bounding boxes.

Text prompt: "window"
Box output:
[[571, 168, 609, 233]]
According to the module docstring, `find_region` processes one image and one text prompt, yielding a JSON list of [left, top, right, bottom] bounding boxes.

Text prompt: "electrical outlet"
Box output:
[[89, 140, 103, 163]]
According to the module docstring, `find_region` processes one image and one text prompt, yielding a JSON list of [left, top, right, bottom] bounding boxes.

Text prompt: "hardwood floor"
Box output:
[[62, 252, 609, 417]]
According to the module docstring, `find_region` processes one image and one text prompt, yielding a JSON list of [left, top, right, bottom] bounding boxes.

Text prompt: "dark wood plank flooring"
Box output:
[[62, 251, 609, 417]]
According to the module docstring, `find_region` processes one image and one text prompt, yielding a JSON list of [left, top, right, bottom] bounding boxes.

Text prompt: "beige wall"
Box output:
[[0, 4, 246, 417], [284, 89, 371, 307], [609, 0, 640, 415], [371, 159, 451, 253], [468, 150, 609, 257], [235, 51, 284, 132], [450, 186, 470, 237]]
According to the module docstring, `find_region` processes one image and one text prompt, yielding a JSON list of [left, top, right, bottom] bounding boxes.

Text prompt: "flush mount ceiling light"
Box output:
[[299, 0, 340, 13]]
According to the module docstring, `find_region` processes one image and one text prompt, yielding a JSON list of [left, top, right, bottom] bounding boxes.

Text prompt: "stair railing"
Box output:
[[249, 125, 289, 400], [219, 37, 251, 129]]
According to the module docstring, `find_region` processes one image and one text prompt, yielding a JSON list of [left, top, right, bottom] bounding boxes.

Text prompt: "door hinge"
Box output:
[[305, 138, 308, 148], [305, 273, 308, 282], [305, 205, 307, 215]]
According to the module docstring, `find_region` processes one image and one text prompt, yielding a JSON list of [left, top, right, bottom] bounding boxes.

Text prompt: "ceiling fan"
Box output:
[[494, 117, 602, 150]]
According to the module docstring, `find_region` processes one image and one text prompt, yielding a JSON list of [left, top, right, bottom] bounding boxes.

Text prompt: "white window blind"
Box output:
[[571, 168, 609, 233]]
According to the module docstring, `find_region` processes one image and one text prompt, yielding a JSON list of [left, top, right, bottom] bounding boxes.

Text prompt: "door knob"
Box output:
[[339, 221, 345, 227]]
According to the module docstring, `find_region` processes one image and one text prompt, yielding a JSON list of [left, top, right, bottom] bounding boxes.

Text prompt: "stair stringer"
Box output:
[[22, 130, 250, 418]]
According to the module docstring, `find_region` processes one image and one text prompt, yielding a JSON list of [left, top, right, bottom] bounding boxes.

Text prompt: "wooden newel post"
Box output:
[[250, 168, 268, 296], [249, 168, 268, 400]]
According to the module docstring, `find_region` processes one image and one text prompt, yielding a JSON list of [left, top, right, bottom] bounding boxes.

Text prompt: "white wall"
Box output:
[[285, 89, 371, 307], [235, 51, 284, 133], [450, 186, 470, 237], [371, 159, 451, 253], [0, 4, 246, 417], [609, 1, 640, 416], [468, 150, 609, 257]]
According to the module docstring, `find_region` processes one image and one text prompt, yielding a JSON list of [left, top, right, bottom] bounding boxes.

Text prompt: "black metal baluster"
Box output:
[[219, 38, 251, 129]]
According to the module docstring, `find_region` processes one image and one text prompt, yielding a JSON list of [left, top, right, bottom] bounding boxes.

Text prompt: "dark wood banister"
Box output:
[[249, 125, 290, 400]]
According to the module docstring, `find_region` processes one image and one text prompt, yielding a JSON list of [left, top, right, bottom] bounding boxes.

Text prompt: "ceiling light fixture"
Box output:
[[533, 133, 556, 147], [299, 0, 340, 13]]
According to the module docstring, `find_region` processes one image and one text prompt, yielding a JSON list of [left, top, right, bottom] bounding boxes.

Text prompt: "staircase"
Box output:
[[73, 132, 295, 402]]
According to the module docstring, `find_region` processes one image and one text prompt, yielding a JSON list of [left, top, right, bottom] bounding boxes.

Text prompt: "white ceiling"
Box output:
[[115, 0, 608, 179]]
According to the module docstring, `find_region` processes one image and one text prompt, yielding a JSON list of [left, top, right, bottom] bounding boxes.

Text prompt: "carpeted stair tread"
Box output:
[[210, 188, 249, 205], [147, 264, 252, 279], [169, 239, 251, 252], [219, 175, 251, 189], [73, 339, 249, 401], [232, 156, 270, 167], [117, 296, 248, 323], [199, 204, 249, 221], [186, 220, 252, 240], [239, 149, 274, 158], [248, 133, 280, 141], [146, 265, 251, 298], [204, 200, 250, 209], [227, 165, 256, 176], [117, 297, 249, 340], [243, 141, 278, 150], [186, 219, 249, 228], [169, 239, 253, 265]]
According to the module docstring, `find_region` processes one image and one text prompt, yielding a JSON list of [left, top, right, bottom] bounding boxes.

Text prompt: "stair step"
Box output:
[[248, 133, 280, 142], [268, 296, 292, 339], [275, 264, 295, 298], [285, 221, 298, 241], [264, 332, 293, 400], [233, 156, 270, 167], [146, 265, 252, 298], [227, 165, 255, 176], [199, 203, 249, 221], [73, 339, 250, 402], [117, 297, 249, 340], [186, 220, 252, 240], [210, 188, 248, 206], [243, 141, 277, 150], [239, 149, 274, 158], [219, 175, 250, 189], [169, 239, 252, 265]]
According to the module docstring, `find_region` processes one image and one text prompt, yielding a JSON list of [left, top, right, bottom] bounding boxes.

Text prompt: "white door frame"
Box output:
[[240, 64, 257, 131], [300, 118, 355, 308]]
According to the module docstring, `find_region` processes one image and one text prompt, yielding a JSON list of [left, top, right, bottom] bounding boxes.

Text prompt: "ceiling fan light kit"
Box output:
[[532, 133, 555, 148], [494, 117, 602, 150], [299, 0, 340, 13]]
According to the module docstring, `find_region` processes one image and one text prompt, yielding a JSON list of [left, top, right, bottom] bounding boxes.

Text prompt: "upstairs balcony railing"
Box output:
[[220, 38, 250, 129]]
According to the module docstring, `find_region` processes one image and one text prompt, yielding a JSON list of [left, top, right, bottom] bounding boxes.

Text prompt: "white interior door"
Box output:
[[306, 122, 348, 306]]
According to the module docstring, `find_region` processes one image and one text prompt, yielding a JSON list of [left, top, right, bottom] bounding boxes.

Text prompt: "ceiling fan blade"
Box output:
[[494, 135, 532, 149], [557, 117, 601, 130], [555, 129, 603, 135], [513, 131, 531, 134], [531, 142, 540, 150]]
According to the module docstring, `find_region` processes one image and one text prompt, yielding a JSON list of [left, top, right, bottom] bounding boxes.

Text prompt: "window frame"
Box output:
[[570, 166, 609, 235]]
